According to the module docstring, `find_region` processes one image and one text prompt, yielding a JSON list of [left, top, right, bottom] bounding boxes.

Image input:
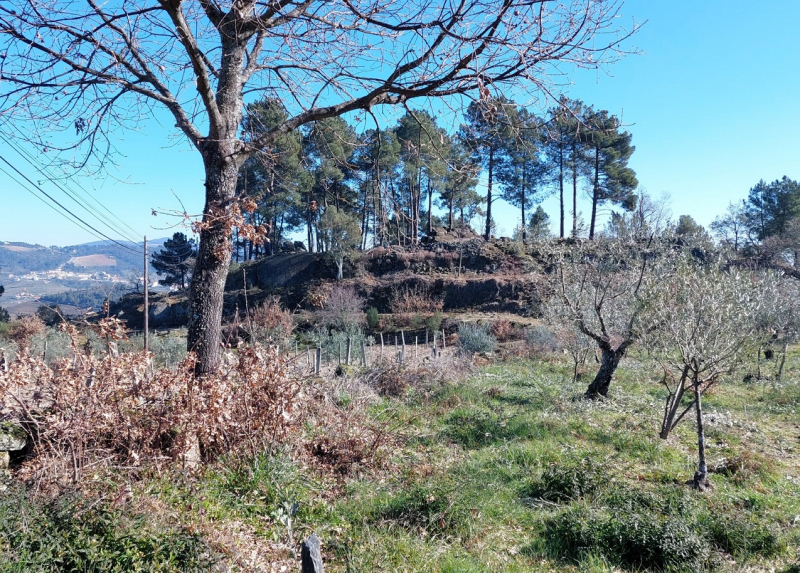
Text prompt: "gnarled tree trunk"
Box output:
[[584, 343, 625, 399], [692, 373, 710, 490]]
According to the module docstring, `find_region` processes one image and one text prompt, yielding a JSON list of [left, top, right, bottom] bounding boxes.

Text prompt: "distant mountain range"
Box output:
[[0, 238, 171, 317], [0, 238, 169, 275]]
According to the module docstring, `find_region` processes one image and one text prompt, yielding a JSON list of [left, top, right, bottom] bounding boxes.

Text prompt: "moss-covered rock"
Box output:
[[0, 422, 26, 451]]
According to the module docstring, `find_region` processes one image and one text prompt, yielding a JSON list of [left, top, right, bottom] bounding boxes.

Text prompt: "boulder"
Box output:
[[0, 422, 26, 471], [0, 422, 26, 451], [294, 240, 308, 252]]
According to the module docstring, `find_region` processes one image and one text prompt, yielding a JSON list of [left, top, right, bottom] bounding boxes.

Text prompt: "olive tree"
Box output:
[[647, 260, 773, 490], [317, 206, 361, 280], [0, 0, 637, 375], [546, 238, 669, 399], [758, 276, 800, 382]]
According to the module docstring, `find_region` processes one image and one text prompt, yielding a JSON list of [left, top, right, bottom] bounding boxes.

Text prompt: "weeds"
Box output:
[[542, 504, 710, 572], [0, 488, 215, 572], [525, 458, 610, 502], [458, 323, 497, 355]]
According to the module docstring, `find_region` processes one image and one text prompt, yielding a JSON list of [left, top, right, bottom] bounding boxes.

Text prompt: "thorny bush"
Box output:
[[0, 322, 301, 490]]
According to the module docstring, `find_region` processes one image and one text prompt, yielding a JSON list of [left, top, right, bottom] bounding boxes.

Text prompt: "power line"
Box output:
[[3, 130, 144, 243], [0, 154, 141, 254], [0, 164, 122, 246], [0, 132, 144, 245]]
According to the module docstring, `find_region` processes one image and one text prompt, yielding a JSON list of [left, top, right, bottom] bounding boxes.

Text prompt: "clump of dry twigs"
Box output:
[[0, 321, 300, 491]]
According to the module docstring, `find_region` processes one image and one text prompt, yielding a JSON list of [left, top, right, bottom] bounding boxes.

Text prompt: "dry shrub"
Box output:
[[304, 393, 389, 475], [6, 315, 46, 345], [490, 319, 514, 342], [306, 411, 388, 475], [250, 296, 293, 333], [0, 322, 301, 489], [390, 284, 443, 314], [361, 360, 468, 398], [247, 296, 293, 345], [316, 284, 365, 330]]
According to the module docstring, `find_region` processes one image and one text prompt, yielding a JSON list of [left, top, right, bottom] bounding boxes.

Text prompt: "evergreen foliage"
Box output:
[[150, 233, 196, 290]]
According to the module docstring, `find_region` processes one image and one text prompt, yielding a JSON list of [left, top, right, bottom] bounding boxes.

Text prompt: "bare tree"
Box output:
[[0, 0, 636, 374], [546, 237, 668, 398], [647, 260, 772, 490]]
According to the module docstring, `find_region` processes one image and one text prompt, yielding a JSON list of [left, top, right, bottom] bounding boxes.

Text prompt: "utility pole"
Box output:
[[143, 236, 149, 352]]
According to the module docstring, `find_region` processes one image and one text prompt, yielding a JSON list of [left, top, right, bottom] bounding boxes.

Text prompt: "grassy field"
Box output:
[[3, 350, 800, 572]]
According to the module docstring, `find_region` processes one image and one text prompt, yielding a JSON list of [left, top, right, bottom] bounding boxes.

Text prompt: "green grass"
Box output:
[[7, 350, 800, 571], [0, 488, 214, 572]]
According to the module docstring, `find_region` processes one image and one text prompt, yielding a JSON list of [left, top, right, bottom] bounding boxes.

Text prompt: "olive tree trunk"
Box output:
[[584, 344, 625, 399], [692, 373, 710, 490]]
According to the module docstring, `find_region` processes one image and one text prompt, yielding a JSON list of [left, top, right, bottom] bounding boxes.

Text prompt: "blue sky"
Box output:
[[1, 0, 799, 246]]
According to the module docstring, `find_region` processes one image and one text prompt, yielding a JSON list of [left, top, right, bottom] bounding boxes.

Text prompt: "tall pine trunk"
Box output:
[[521, 163, 527, 242], [485, 147, 494, 241], [589, 146, 600, 240], [559, 140, 565, 238], [427, 178, 433, 234], [571, 140, 578, 237], [448, 196, 454, 231]]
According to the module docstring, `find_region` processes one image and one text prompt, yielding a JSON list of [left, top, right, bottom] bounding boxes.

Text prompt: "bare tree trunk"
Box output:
[[776, 341, 789, 381], [584, 344, 624, 399], [659, 366, 693, 439], [187, 146, 242, 376]]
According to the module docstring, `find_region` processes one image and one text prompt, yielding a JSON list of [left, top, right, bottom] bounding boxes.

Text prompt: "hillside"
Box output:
[[111, 232, 544, 329], [0, 238, 168, 317]]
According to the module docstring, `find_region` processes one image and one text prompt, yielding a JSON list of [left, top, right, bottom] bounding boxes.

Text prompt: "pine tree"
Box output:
[[460, 97, 518, 241], [352, 128, 401, 247], [303, 117, 359, 251], [151, 233, 196, 290], [238, 98, 309, 257], [583, 107, 638, 239], [743, 177, 800, 240], [394, 110, 449, 244], [543, 99, 589, 238], [439, 141, 482, 231], [498, 107, 550, 242], [528, 206, 552, 241]]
